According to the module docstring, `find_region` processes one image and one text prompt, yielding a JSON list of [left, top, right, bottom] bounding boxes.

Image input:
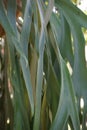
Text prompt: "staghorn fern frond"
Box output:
[[0, 0, 87, 130]]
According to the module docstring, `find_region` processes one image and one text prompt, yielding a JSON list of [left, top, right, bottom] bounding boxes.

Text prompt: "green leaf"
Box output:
[[7, 0, 18, 35], [50, 54, 80, 130], [50, 13, 61, 47], [55, 0, 87, 28], [19, 0, 34, 115], [33, 28, 45, 130], [56, 2, 87, 128], [33, 0, 39, 53], [21, 0, 27, 14], [50, 13, 74, 67], [20, 0, 33, 56], [45, 0, 54, 26], [47, 59, 60, 119], [7, 39, 30, 130], [0, 1, 14, 35]]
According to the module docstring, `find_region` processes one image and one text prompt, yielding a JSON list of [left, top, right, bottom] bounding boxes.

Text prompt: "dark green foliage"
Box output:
[[0, 0, 87, 130]]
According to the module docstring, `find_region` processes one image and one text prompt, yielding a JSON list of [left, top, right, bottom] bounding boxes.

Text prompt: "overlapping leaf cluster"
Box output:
[[0, 0, 87, 130]]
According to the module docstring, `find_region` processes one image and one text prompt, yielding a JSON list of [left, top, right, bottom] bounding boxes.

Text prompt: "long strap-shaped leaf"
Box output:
[[45, 0, 54, 26], [6, 1, 31, 129], [20, 0, 34, 116], [50, 13, 61, 46], [33, 27, 45, 130], [21, 0, 27, 14], [5, 0, 34, 116], [0, 1, 27, 61], [50, 52, 80, 130], [58, 15, 74, 67], [33, 0, 54, 129], [8, 41, 30, 130], [0, 0, 34, 117], [33, 0, 46, 129], [55, 2, 87, 129], [50, 14, 74, 67], [7, 0, 18, 35], [56, 1, 87, 129], [33, 0, 39, 52], [55, 0, 87, 28], [58, 5, 87, 130], [20, 0, 32, 57], [48, 7, 80, 129]]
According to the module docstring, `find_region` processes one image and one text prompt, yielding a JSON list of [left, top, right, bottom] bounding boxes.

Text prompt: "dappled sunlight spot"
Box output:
[[18, 16, 23, 24], [10, 93, 14, 99], [81, 110, 83, 115], [85, 45, 87, 62], [78, 0, 87, 11], [82, 29, 87, 43], [6, 118, 10, 124], [0, 38, 4, 47], [45, 1, 48, 6], [80, 97, 84, 109], [49, 109, 52, 123], [53, 7, 58, 14], [67, 62, 73, 75], [68, 124, 71, 130], [86, 122, 87, 128], [43, 72, 45, 76], [85, 114, 87, 128], [80, 124, 82, 130], [16, 16, 23, 32]]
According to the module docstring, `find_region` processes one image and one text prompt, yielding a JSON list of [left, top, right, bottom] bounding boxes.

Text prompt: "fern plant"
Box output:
[[0, 0, 87, 130]]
